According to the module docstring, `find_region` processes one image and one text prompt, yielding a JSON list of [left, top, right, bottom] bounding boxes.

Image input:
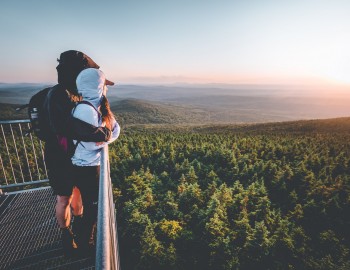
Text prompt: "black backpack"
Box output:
[[19, 88, 103, 143], [17, 87, 54, 141], [29, 87, 53, 141]]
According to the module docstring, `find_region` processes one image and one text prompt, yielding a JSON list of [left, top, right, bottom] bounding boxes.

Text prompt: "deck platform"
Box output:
[[0, 187, 95, 270]]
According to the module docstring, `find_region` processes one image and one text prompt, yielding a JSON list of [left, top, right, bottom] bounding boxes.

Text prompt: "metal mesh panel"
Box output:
[[0, 188, 95, 269]]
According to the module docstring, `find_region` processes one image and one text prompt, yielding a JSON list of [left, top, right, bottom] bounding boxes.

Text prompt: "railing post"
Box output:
[[96, 145, 120, 270]]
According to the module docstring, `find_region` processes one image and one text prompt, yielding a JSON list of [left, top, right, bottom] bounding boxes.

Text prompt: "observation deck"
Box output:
[[0, 120, 120, 270]]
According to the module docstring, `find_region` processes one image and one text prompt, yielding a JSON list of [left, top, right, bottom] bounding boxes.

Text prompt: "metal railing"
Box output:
[[0, 120, 121, 269], [0, 120, 48, 190], [96, 145, 120, 270]]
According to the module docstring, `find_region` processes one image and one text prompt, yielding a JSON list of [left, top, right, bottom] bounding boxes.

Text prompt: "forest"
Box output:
[[1, 104, 350, 269], [108, 128, 350, 270]]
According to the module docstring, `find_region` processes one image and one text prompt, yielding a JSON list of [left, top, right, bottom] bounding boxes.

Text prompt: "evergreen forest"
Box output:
[[109, 128, 350, 270], [1, 101, 350, 269]]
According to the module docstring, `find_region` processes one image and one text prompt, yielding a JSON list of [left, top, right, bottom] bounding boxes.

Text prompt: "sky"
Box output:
[[0, 0, 350, 86]]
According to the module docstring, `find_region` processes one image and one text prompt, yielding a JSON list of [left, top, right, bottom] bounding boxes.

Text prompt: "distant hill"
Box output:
[[110, 98, 300, 125], [197, 117, 350, 134], [0, 99, 207, 123], [2, 97, 350, 135], [0, 83, 51, 104], [0, 103, 27, 120], [2, 83, 350, 123], [126, 117, 350, 135], [234, 117, 350, 134], [111, 98, 210, 125]]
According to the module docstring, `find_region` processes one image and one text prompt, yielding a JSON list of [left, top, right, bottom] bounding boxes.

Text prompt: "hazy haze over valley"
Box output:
[[1, 83, 350, 124]]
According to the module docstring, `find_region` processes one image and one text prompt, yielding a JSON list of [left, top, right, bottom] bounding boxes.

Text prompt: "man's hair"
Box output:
[[56, 50, 99, 94]]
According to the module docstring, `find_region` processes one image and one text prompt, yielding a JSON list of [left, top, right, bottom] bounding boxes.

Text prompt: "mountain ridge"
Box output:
[[1, 83, 350, 121], [2, 96, 350, 135]]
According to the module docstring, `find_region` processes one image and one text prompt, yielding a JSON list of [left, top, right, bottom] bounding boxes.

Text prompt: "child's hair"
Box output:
[[100, 95, 114, 130]]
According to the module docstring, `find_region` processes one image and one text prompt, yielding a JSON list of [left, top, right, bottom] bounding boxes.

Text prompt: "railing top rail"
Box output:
[[0, 179, 49, 190], [0, 119, 30, 124]]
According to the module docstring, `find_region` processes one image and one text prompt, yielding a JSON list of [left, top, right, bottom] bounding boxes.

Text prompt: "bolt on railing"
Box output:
[[0, 120, 48, 190]]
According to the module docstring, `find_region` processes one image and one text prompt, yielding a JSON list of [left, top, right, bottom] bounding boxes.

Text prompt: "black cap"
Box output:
[[56, 50, 100, 93], [57, 50, 100, 69]]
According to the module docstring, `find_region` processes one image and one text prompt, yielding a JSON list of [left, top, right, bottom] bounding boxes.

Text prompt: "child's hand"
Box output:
[[96, 142, 104, 146]]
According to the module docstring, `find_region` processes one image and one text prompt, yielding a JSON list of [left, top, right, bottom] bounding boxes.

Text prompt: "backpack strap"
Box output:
[[72, 100, 101, 120], [71, 100, 102, 150], [44, 86, 56, 133]]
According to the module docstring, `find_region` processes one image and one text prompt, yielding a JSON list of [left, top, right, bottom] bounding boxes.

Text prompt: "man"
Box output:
[[43, 50, 113, 255]]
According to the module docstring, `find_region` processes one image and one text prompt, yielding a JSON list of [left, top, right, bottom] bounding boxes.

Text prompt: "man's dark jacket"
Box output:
[[44, 84, 111, 144]]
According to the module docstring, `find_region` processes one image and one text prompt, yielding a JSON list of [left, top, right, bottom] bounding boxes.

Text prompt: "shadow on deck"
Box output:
[[0, 187, 95, 270]]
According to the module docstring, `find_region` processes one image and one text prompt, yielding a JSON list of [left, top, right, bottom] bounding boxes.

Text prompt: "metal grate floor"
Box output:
[[0, 187, 95, 270]]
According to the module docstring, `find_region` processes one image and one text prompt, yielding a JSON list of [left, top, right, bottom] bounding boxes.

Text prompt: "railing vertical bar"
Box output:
[[10, 124, 25, 182], [27, 123, 41, 180], [18, 123, 33, 181], [39, 140, 48, 178], [0, 120, 49, 190], [1, 124, 17, 183], [0, 153, 8, 185]]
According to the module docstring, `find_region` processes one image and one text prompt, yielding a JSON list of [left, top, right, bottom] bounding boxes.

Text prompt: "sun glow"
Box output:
[[323, 69, 350, 85]]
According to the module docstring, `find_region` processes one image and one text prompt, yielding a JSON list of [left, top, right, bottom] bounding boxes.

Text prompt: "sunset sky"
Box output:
[[0, 0, 350, 85]]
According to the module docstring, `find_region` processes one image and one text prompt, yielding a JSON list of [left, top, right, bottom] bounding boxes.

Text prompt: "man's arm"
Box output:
[[67, 117, 111, 142], [82, 120, 120, 150], [49, 85, 111, 142]]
